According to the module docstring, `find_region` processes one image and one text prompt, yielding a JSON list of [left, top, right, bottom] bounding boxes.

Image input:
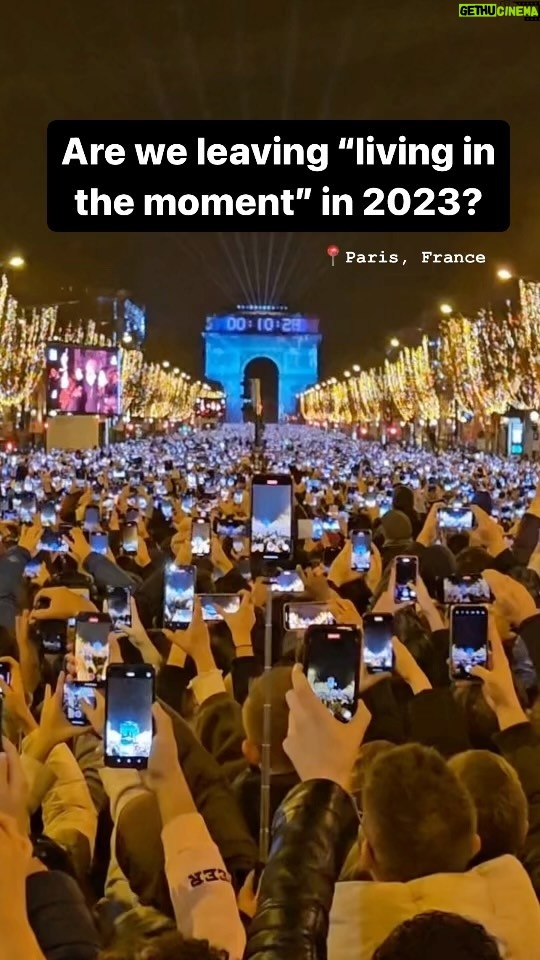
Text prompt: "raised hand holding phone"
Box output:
[[165, 596, 215, 673], [26, 673, 91, 763], [284, 664, 371, 791], [471, 617, 528, 730], [328, 540, 362, 587]]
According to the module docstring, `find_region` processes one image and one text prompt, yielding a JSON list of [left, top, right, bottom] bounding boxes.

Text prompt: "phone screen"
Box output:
[[40, 501, 57, 526], [198, 593, 241, 622], [163, 564, 196, 628], [39, 528, 68, 553], [105, 667, 154, 768], [363, 614, 394, 674], [271, 569, 304, 593], [443, 576, 492, 605], [90, 532, 109, 555], [312, 518, 324, 541], [322, 515, 340, 534], [304, 626, 360, 723], [63, 682, 97, 726], [24, 558, 41, 579], [394, 556, 418, 604], [284, 602, 336, 631], [20, 495, 36, 524], [251, 475, 293, 559], [83, 505, 100, 531], [105, 587, 132, 629], [450, 605, 488, 680], [75, 615, 110, 682], [122, 522, 138, 554], [439, 507, 473, 530], [191, 520, 211, 557], [351, 531, 371, 572], [35, 620, 68, 655], [0, 662, 12, 686]]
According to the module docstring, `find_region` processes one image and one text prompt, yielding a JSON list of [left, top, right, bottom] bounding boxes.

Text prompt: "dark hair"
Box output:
[[362, 744, 477, 882], [99, 931, 229, 960], [373, 911, 501, 959], [446, 532, 471, 557], [449, 751, 528, 862], [455, 546, 492, 576]]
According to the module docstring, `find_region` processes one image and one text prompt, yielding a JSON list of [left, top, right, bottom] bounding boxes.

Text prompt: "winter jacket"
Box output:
[[0, 544, 29, 632], [162, 811, 246, 958], [328, 855, 540, 960], [494, 721, 540, 899], [245, 780, 358, 960], [26, 869, 100, 960]]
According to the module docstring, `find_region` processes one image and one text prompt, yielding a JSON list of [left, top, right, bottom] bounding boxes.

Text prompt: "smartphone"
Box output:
[[34, 620, 68, 656], [191, 519, 211, 557], [89, 531, 109, 555], [442, 575, 493, 605], [83, 505, 100, 532], [122, 521, 138, 554], [233, 490, 244, 506], [197, 593, 241, 622], [63, 681, 97, 727], [104, 664, 155, 769], [0, 662, 11, 687], [450, 604, 489, 681], [20, 494, 36, 524], [104, 586, 132, 629], [271, 569, 304, 594], [24, 558, 41, 579], [74, 612, 111, 683], [297, 518, 313, 540], [303, 625, 361, 723], [283, 602, 336, 631], [39, 528, 68, 553], [394, 556, 418, 604], [251, 474, 293, 560], [362, 613, 394, 675], [163, 563, 196, 629], [312, 518, 324, 541], [322, 515, 340, 533], [439, 507, 474, 531], [351, 531, 372, 572], [40, 501, 57, 526]]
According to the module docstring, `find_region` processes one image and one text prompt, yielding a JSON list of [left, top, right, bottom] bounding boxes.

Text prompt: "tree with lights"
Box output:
[[0, 274, 57, 411]]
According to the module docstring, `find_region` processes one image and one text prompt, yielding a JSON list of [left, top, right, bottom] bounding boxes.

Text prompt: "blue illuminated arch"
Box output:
[[203, 308, 321, 422]]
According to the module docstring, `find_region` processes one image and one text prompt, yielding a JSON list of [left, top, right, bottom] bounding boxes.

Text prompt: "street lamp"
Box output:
[[439, 303, 453, 316], [162, 360, 170, 369], [389, 337, 400, 349], [344, 370, 351, 378], [0, 255, 25, 269], [352, 363, 360, 373], [497, 268, 513, 281]]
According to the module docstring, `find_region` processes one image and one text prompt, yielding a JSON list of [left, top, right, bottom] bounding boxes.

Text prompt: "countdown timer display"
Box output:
[[205, 312, 319, 335]]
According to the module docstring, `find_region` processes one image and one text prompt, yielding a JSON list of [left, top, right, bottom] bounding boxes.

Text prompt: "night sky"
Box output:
[[0, 1, 539, 379]]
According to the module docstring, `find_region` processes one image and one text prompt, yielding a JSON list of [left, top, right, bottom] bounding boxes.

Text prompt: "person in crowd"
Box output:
[[4, 423, 540, 960]]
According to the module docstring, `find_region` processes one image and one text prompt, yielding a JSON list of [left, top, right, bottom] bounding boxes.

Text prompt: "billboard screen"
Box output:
[[46, 344, 120, 416]]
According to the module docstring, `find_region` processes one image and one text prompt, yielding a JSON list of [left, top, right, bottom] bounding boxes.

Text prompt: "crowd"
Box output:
[[2, 424, 540, 958]]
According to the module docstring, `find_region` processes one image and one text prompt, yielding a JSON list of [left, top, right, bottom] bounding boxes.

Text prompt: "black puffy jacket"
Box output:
[[245, 779, 358, 960]]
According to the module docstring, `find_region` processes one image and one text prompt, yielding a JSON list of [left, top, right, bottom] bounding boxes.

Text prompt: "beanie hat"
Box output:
[[380, 509, 413, 542]]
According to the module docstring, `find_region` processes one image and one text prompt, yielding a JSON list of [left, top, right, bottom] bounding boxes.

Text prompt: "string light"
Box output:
[[0, 275, 57, 409], [299, 281, 540, 427], [0, 274, 199, 422]]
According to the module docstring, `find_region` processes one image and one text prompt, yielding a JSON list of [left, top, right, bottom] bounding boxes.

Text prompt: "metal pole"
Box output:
[[258, 578, 273, 864]]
